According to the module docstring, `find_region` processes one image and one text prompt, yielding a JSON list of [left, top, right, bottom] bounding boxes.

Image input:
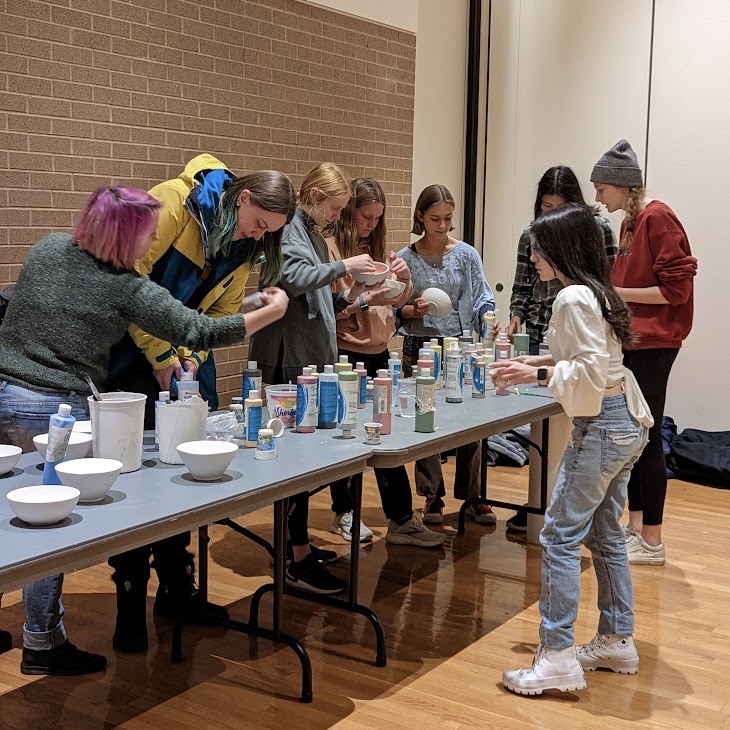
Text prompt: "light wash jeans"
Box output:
[[539, 394, 649, 650], [0, 380, 89, 650]]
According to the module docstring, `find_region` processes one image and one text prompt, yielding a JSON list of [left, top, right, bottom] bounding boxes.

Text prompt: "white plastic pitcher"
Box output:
[[88, 392, 147, 473], [157, 398, 207, 464]]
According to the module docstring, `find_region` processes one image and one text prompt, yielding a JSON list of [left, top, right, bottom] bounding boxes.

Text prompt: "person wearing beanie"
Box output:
[[591, 139, 698, 566]]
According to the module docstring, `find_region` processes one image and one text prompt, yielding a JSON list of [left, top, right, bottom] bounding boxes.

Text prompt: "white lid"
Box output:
[[248, 390, 260, 399], [448, 342, 461, 352], [462, 329, 471, 337], [247, 360, 257, 369], [324, 364, 334, 373], [308, 364, 318, 371], [230, 404, 243, 412], [159, 391, 170, 400], [376, 368, 389, 378], [231, 396, 243, 403], [389, 351, 399, 359], [339, 355, 349, 363], [356, 361, 365, 369], [257, 428, 274, 438], [181, 370, 194, 381], [430, 338, 438, 345], [58, 403, 72, 417], [302, 367, 313, 375]]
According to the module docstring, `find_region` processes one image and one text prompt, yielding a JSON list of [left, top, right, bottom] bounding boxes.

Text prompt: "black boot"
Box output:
[[152, 553, 229, 622], [0, 628, 12, 654], [112, 570, 149, 653], [21, 641, 107, 676]]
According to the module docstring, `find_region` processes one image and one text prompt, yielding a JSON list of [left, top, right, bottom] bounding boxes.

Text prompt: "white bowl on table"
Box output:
[[421, 287, 452, 318], [33, 432, 92, 461], [54, 457, 123, 503], [7, 485, 80, 525], [176, 440, 238, 482], [353, 261, 390, 286], [0, 444, 22, 475]]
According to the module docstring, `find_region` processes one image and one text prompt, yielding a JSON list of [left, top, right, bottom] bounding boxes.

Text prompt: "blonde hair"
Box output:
[[620, 187, 646, 253], [299, 163, 350, 224]]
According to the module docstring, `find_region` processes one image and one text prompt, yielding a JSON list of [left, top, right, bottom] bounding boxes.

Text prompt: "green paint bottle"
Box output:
[[415, 367, 436, 433]]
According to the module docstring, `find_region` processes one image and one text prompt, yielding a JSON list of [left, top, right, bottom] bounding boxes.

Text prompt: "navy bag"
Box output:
[[669, 429, 730, 488], [662, 416, 678, 478]]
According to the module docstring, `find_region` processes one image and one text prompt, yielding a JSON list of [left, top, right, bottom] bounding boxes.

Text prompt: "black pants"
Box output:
[[624, 348, 679, 525], [108, 531, 191, 577]]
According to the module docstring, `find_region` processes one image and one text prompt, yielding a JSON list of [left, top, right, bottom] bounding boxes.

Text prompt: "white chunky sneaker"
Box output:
[[627, 534, 666, 565], [624, 525, 643, 551], [502, 645, 586, 696], [577, 634, 639, 674], [330, 511, 374, 543], [386, 513, 444, 548]]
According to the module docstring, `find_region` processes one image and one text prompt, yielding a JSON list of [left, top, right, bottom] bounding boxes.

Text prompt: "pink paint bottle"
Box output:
[[354, 361, 368, 409], [372, 368, 392, 435], [416, 357, 434, 378]]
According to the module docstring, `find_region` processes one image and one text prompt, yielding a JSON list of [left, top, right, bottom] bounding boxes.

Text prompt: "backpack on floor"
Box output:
[[669, 429, 730, 488]]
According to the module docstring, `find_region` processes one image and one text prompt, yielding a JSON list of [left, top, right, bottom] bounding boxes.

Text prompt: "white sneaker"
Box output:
[[502, 645, 586, 696], [331, 511, 373, 543], [386, 514, 444, 548], [577, 634, 639, 674], [624, 525, 643, 551], [627, 534, 665, 565]]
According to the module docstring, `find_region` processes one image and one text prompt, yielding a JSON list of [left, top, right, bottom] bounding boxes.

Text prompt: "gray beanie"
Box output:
[[590, 139, 643, 188]]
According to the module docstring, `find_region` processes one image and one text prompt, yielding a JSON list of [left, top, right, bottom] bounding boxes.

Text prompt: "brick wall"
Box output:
[[0, 0, 415, 404]]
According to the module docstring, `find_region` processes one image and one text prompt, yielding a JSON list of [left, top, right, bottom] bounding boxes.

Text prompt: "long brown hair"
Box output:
[[620, 187, 646, 253], [411, 184, 455, 235], [332, 178, 387, 262]]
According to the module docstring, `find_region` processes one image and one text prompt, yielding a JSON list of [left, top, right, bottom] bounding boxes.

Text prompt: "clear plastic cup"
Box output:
[[397, 377, 416, 418]]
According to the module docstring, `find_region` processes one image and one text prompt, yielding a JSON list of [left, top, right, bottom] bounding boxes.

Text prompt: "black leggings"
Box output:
[[624, 348, 679, 525]]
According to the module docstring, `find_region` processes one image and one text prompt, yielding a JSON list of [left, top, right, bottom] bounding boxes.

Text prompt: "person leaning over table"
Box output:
[[0, 185, 289, 673]]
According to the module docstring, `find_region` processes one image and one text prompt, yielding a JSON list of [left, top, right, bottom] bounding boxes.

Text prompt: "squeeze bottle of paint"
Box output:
[[415, 367, 436, 433], [442, 336, 458, 383], [176, 370, 199, 401], [242, 360, 262, 401], [154, 390, 170, 449], [317, 364, 338, 429], [472, 359, 487, 399], [387, 351, 401, 408], [354, 361, 368, 409], [463, 345, 476, 385], [483, 350, 495, 391], [296, 367, 318, 433], [337, 370, 359, 437], [335, 355, 352, 374], [481, 311, 496, 350], [429, 339, 442, 388], [445, 343, 464, 403], [513, 332, 530, 357], [458, 329, 474, 351], [42, 403, 75, 486], [494, 333, 513, 361], [244, 389, 263, 447], [416, 356, 434, 379], [373, 368, 392, 435]]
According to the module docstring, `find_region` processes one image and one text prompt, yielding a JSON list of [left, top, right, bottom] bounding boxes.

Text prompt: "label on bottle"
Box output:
[[416, 382, 435, 414], [318, 380, 338, 425], [374, 384, 389, 415], [296, 381, 317, 428], [46, 423, 72, 462], [243, 374, 262, 399], [245, 404, 262, 443]]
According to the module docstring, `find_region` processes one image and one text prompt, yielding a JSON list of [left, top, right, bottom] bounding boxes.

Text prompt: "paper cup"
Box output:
[[364, 422, 382, 445], [265, 418, 285, 438]]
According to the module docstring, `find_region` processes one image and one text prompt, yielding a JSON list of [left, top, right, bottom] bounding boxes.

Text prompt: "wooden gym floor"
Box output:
[[0, 462, 727, 730]]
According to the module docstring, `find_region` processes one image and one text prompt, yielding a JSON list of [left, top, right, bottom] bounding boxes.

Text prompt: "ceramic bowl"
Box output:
[[33, 432, 92, 461], [0, 444, 22, 475], [353, 261, 390, 286], [7, 485, 80, 525], [54, 457, 123, 503], [176, 440, 238, 481], [383, 278, 407, 299], [421, 287, 453, 318]]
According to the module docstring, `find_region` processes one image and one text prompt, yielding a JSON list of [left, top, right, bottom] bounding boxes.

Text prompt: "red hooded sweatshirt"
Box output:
[[612, 200, 697, 350]]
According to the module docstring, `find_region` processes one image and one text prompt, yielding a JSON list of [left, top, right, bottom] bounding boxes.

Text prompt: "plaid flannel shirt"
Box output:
[[509, 214, 616, 343]]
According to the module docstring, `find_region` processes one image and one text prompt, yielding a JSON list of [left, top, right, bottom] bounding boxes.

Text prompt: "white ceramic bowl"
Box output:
[[72, 420, 92, 433], [0, 444, 22, 475], [54, 457, 123, 503], [7, 485, 80, 525], [353, 261, 390, 286], [383, 278, 406, 299], [177, 440, 238, 481], [33, 432, 92, 461], [421, 287, 453, 318]]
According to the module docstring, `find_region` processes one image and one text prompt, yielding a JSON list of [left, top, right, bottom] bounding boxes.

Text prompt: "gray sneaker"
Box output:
[[386, 513, 444, 547]]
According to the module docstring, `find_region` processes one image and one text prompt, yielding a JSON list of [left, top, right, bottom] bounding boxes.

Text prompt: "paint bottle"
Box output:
[[445, 343, 464, 403], [513, 332, 530, 357], [176, 370, 199, 401], [307, 365, 319, 418], [337, 370, 359, 437], [442, 336, 458, 384], [354, 361, 368, 409], [154, 390, 170, 450], [472, 359, 487, 399], [388, 351, 401, 408], [415, 367, 436, 433], [296, 367, 318, 433], [229, 403, 245, 440], [317, 364, 338, 429], [373, 368, 392, 435], [481, 311, 496, 350], [494, 333, 513, 362], [463, 345, 476, 385], [42, 403, 75, 485], [483, 349, 495, 391], [416, 356, 434, 379], [429, 338, 442, 388], [458, 329, 474, 351], [244, 389, 263, 447], [242, 360, 262, 401], [334, 354, 353, 374]]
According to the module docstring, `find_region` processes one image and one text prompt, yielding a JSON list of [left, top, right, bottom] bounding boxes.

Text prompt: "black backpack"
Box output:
[[0, 285, 14, 324], [670, 429, 730, 488]]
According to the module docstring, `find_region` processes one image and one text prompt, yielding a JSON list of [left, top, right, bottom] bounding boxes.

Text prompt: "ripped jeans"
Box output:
[[539, 394, 649, 650]]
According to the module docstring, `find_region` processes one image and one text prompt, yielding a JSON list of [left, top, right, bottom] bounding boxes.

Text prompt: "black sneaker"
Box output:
[[21, 641, 107, 676], [285, 553, 346, 594], [285, 542, 338, 566], [506, 509, 528, 532], [0, 628, 12, 655], [153, 586, 230, 622]]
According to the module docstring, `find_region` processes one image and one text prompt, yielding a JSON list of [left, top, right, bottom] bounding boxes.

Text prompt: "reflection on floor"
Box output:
[[0, 463, 725, 729]]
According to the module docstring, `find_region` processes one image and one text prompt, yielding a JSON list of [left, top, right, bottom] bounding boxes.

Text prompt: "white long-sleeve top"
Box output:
[[546, 285, 653, 427]]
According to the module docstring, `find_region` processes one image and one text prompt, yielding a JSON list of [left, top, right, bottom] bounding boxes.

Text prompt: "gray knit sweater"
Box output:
[[0, 233, 247, 394]]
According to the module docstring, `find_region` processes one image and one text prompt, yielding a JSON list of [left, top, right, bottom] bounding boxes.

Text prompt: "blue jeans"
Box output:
[[539, 395, 649, 650], [0, 380, 89, 649]]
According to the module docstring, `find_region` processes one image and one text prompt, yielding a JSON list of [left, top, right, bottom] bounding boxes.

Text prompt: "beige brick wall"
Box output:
[[0, 0, 415, 404]]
